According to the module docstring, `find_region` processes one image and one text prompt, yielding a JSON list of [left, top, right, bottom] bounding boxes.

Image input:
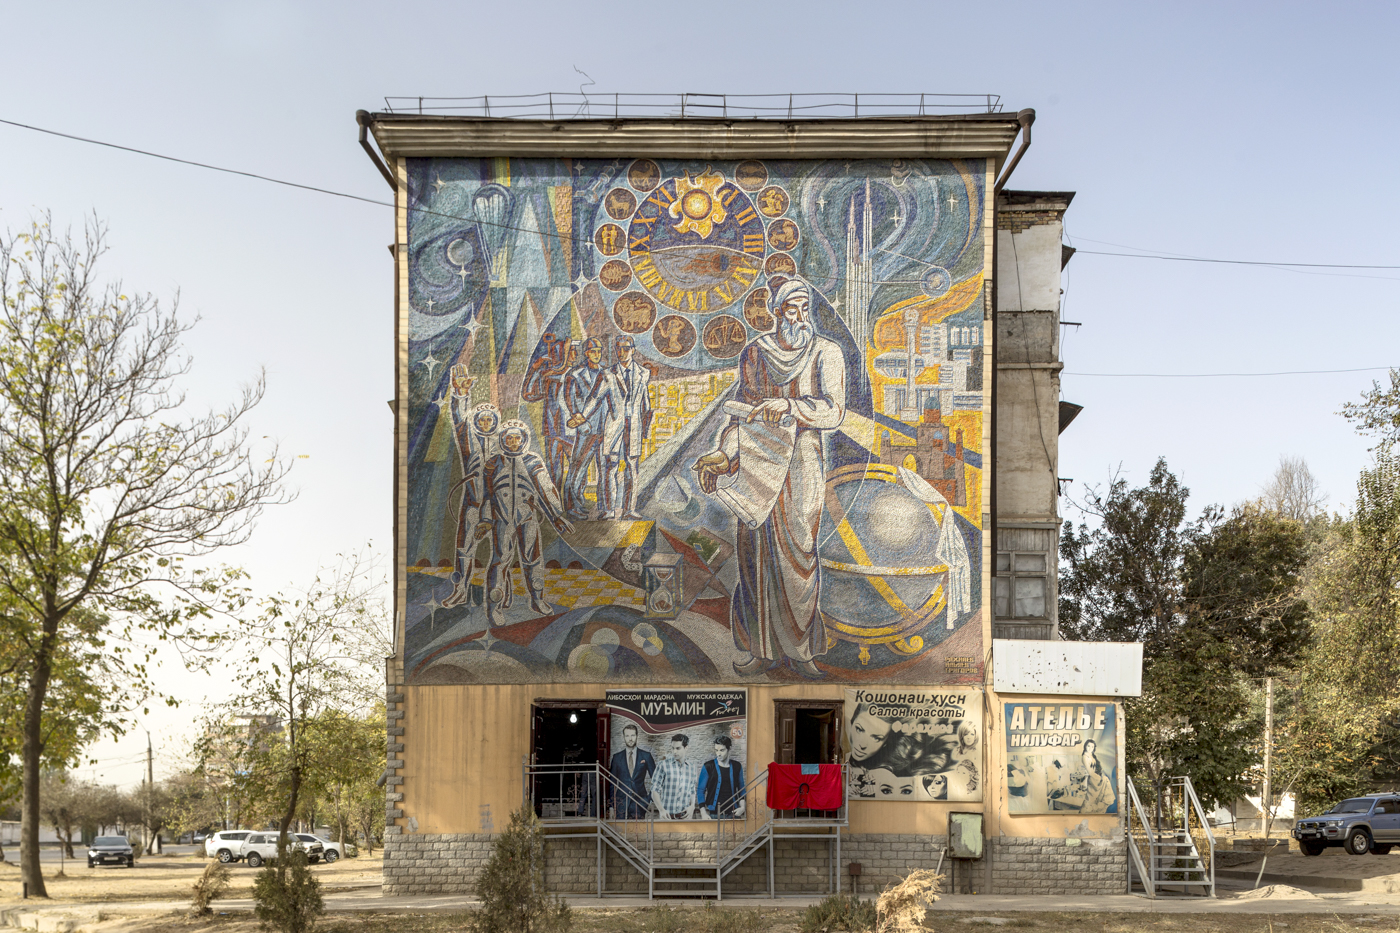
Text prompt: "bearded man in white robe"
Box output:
[[693, 277, 846, 678]]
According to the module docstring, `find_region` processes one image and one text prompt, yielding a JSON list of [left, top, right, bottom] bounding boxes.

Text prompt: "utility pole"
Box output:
[[145, 730, 160, 855], [1263, 676, 1274, 841]]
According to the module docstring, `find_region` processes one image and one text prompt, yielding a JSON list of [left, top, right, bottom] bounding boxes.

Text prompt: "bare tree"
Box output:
[[206, 553, 383, 885], [0, 216, 290, 897], [1259, 456, 1328, 524]]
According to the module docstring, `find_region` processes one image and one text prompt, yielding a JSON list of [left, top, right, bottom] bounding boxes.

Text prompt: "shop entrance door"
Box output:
[[530, 700, 605, 819], [774, 700, 844, 765], [773, 700, 844, 818]]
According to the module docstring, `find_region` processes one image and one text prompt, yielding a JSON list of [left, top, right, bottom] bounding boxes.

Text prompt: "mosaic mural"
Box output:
[[402, 156, 989, 685]]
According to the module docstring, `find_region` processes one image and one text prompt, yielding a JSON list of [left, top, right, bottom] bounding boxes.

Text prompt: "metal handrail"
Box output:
[[1124, 775, 1156, 898], [382, 92, 1004, 119], [1175, 776, 1216, 897]]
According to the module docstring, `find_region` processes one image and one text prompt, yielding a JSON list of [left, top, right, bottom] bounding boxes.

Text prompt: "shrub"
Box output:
[[471, 805, 571, 933], [800, 893, 877, 933], [190, 860, 232, 915], [252, 848, 324, 933], [875, 869, 942, 933]]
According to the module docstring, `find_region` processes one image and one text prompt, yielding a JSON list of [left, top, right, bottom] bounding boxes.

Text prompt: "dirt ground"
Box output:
[[31, 908, 1400, 933], [1229, 847, 1400, 881], [0, 851, 384, 905]]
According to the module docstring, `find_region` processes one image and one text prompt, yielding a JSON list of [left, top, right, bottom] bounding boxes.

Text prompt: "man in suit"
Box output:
[[608, 723, 655, 819], [607, 335, 652, 520]]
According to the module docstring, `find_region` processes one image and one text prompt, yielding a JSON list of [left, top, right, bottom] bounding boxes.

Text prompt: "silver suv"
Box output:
[[1293, 794, 1400, 856], [206, 830, 252, 863]]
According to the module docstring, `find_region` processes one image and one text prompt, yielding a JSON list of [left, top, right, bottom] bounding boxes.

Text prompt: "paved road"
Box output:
[[21, 844, 202, 864]]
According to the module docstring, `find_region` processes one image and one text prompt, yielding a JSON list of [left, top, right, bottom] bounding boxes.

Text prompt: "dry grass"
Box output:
[[876, 870, 943, 933], [48, 910, 1400, 933], [0, 851, 383, 905]]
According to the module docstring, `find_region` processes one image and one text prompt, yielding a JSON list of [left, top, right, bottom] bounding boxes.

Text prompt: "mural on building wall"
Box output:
[[844, 688, 982, 802], [402, 156, 989, 685], [605, 689, 747, 820], [1004, 702, 1119, 815]]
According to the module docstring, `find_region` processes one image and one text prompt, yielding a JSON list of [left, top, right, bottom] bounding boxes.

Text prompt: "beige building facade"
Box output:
[[362, 102, 1135, 897]]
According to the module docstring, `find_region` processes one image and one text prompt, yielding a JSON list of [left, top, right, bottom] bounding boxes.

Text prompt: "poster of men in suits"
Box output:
[[606, 690, 746, 820], [1004, 702, 1119, 815]]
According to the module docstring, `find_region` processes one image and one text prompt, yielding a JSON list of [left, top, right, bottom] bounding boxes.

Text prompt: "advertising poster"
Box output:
[[1003, 701, 1119, 814], [605, 690, 747, 820], [844, 688, 982, 802]]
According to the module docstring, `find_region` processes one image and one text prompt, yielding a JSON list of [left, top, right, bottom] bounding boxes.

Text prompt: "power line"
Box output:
[[2, 115, 1394, 279], [1074, 248, 1400, 271], [1066, 365, 1395, 378]]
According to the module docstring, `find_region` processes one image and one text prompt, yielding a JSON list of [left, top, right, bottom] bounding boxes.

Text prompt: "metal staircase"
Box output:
[[1126, 775, 1215, 897], [525, 762, 847, 898]]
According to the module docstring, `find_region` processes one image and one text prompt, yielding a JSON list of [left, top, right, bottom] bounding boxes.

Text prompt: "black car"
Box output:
[[1293, 794, 1400, 856], [87, 835, 135, 868]]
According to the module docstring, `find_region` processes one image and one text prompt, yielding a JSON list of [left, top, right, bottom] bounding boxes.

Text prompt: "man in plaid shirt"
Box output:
[[651, 734, 698, 820]]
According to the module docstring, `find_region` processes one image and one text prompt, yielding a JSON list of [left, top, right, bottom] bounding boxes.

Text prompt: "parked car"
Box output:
[[87, 835, 134, 868], [206, 830, 252, 863], [240, 832, 324, 868], [295, 834, 347, 862], [192, 831, 209, 845], [1293, 794, 1400, 855]]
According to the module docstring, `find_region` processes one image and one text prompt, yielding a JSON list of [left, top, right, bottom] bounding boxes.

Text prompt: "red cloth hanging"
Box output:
[[767, 763, 843, 810]]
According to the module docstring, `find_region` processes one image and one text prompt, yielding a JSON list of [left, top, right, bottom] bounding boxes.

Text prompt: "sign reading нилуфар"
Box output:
[[1003, 702, 1118, 815]]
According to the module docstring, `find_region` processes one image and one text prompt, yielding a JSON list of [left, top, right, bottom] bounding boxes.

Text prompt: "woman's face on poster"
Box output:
[[1082, 740, 1097, 765], [922, 773, 948, 800], [866, 768, 916, 798], [850, 710, 893, 762]]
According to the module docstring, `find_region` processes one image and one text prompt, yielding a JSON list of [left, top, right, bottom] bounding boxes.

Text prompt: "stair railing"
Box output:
[[1173, 775, 1215, 898], [1124, 775, 1156, 897], [523, 762, 656, 884]]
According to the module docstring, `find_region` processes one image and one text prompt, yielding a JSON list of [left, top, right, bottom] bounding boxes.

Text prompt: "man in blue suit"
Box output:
[[608, 723, 655, 819]]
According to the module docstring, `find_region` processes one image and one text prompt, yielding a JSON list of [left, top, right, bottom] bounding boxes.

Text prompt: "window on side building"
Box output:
[[993, 551, 1048, 620]]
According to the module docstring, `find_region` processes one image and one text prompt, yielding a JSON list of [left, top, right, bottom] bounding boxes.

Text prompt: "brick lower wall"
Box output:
[[383, 831, 1126, 897], [989, 837, 1126, 896]]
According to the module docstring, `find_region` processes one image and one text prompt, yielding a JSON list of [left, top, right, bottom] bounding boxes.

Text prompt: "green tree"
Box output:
[[202, 554, 385, 885], [308, 706, 386, 851], [472, 805, 571, 933], [1278, 456, 1400, 811], [1060, 459, 1311, 810], [1341, 368, 1400, 451], [0, 216, 289, 897]]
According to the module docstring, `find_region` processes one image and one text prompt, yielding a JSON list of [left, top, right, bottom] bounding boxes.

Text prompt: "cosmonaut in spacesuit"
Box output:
[[442, 367, 498, 609], [479, 420, 574, 625]]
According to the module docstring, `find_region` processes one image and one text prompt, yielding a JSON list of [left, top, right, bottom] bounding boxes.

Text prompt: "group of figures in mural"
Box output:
[[405, 155, 988, 685]]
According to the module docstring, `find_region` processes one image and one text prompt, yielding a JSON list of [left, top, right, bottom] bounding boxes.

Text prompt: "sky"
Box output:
[[3, 0, 1396, 790]]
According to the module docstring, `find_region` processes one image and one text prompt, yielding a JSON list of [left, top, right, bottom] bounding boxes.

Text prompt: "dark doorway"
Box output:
[[530, 702, 603, 819], [774, 700, 844, 819], [774, 700, 844, 765]]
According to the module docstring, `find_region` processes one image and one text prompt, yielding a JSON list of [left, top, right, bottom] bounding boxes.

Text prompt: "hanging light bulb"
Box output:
[[569, 713, 578, 724]]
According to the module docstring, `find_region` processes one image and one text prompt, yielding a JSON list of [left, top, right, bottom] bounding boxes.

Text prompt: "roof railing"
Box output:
[[381, 92, 1003, 119]]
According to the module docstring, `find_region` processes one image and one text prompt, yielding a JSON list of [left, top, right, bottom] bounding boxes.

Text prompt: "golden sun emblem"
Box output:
[[669, 167, 728, 238]]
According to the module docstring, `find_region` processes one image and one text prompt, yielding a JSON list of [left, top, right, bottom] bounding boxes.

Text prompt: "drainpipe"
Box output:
[[993, 109, 1036, 194], [357, 110, 396, 190]]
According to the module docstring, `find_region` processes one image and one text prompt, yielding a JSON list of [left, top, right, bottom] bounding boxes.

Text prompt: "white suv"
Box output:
[[206, 831, 252, 863], [294, 834, 347, 862], [240, 832, 324, 868]]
